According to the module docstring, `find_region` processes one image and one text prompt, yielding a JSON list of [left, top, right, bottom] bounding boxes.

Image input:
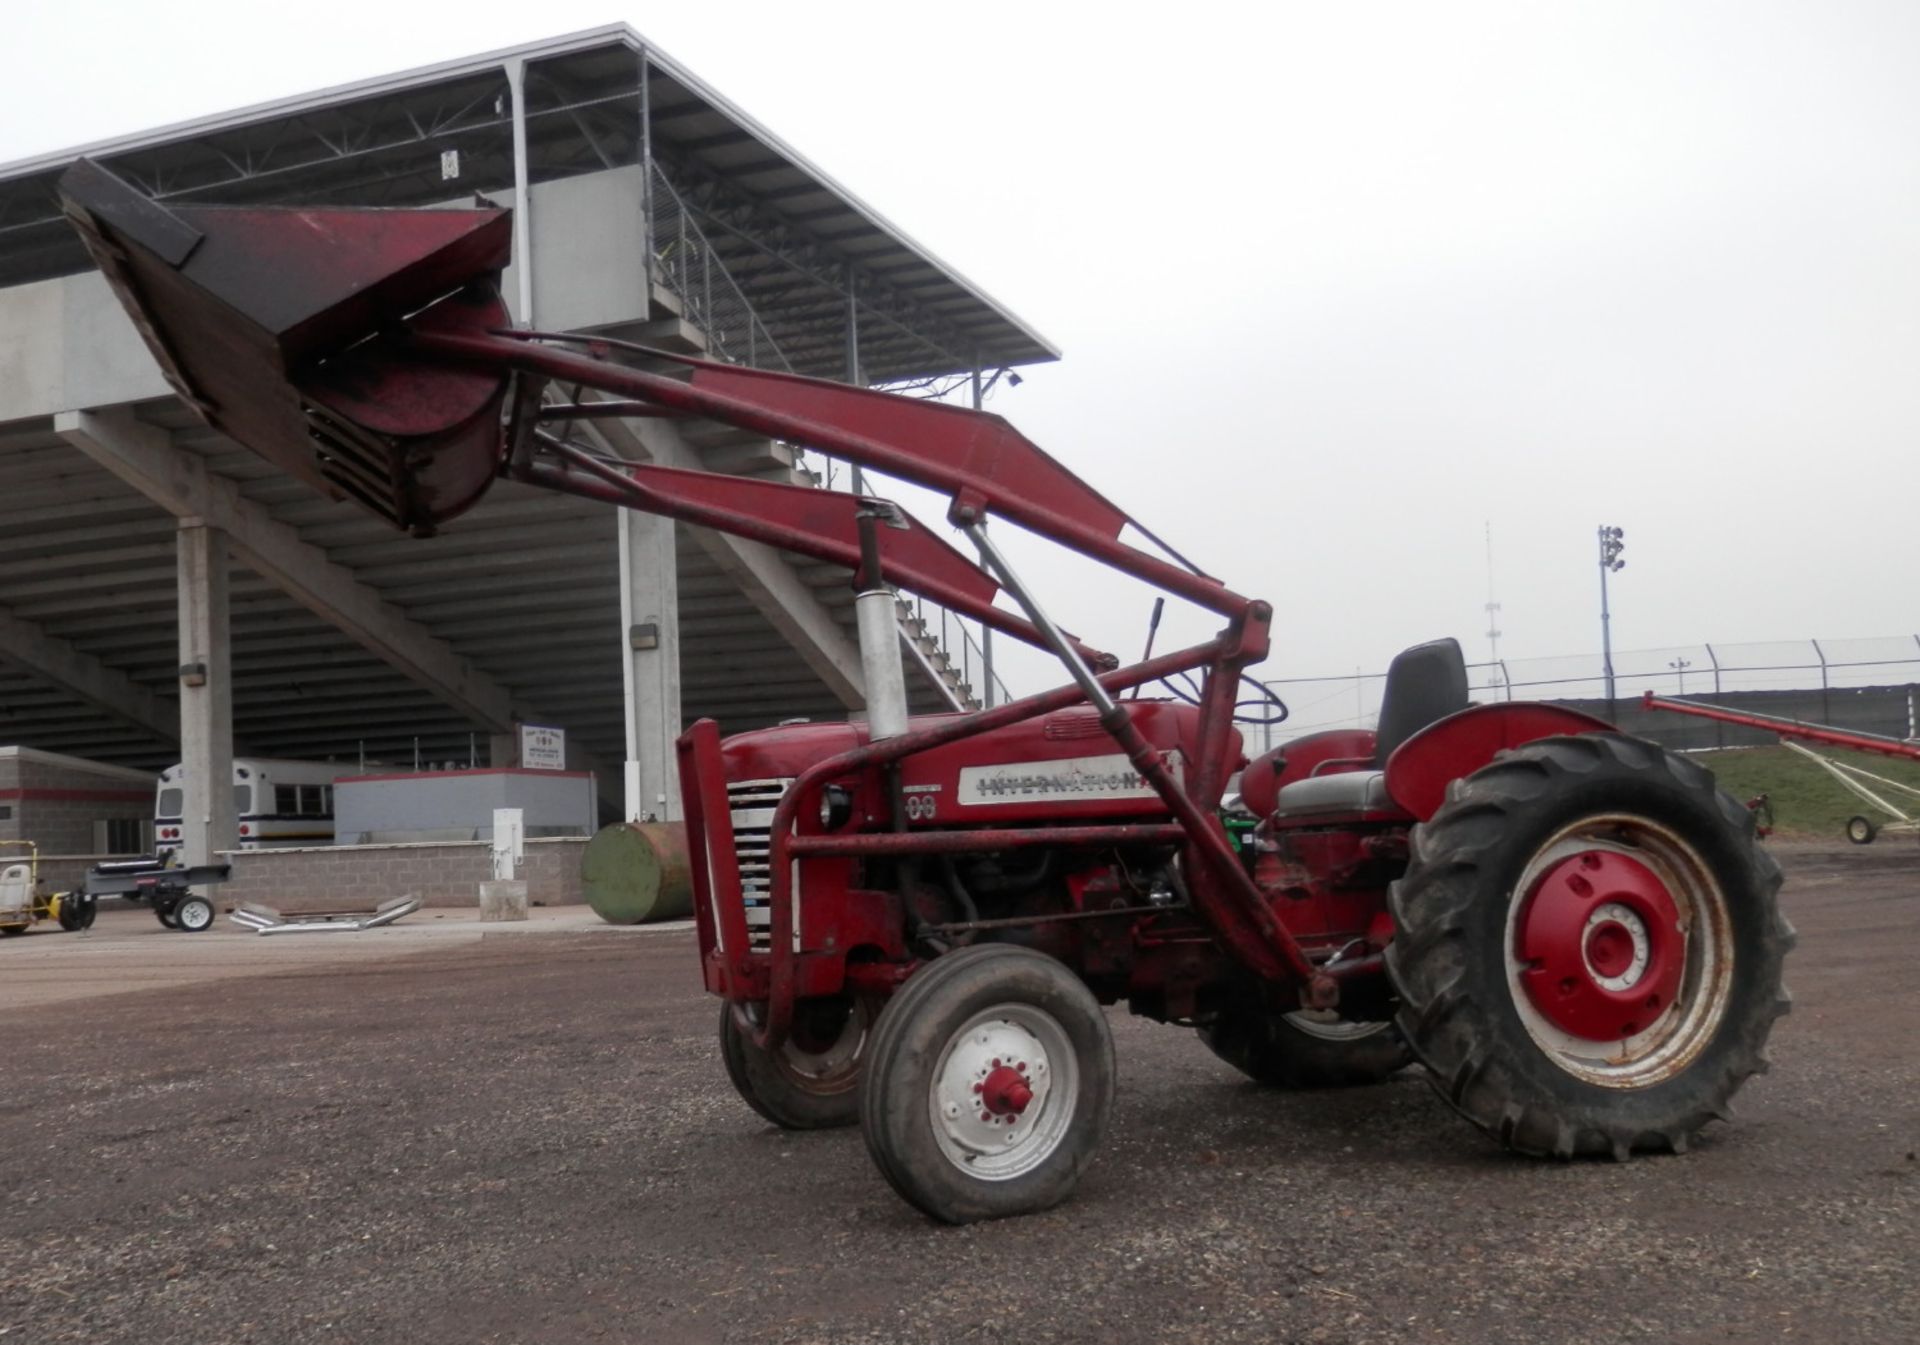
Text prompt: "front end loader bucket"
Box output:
[[58, 160, 514, 535]]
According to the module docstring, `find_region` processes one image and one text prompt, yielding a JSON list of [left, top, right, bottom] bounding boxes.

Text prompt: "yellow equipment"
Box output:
[[0, 840, 95, 936]]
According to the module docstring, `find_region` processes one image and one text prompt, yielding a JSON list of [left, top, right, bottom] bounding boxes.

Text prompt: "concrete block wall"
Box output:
[[38, 856, 101, 893], [214, 837, 589, 913], [0, 749, 153, 853]]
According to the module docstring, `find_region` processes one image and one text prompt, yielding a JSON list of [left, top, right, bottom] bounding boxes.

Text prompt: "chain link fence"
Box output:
[[1257, 637, 1920, 754]]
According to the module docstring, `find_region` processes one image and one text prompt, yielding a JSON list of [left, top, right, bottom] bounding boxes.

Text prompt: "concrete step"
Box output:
[[681, 421, 767, 449], [624, 317, 709, 355], [697, 440, 795, 476], [648, 280, 686, 320]]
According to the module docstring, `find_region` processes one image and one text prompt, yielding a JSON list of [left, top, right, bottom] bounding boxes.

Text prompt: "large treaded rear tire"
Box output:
[[1385, 733, 1793, 1159]]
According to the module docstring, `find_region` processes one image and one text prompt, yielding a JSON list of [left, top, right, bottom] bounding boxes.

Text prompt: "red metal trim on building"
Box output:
[[339, 768, 593, 783], [0, 787, 153, 804]]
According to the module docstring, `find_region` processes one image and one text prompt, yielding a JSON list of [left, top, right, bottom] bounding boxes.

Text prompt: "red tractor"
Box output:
[[61, 162, 1793, 1225]]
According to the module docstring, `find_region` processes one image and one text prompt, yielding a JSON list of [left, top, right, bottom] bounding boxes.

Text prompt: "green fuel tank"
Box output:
[[581, 821, 694, 924]]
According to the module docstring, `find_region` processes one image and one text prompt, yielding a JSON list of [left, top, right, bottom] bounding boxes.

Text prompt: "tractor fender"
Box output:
[[1383, 702, 1615, 821]]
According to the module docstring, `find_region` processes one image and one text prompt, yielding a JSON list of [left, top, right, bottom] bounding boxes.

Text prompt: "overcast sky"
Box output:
[[5, 1, 1916, 696]]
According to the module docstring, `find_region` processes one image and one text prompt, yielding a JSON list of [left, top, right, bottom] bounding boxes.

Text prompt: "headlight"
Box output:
[[818, 784, 853, 830]]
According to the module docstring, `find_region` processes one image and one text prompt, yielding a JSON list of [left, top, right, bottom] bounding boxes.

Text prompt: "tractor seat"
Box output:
[[1270, 769, 1392, 815], [1271, 638, 1469, 819]]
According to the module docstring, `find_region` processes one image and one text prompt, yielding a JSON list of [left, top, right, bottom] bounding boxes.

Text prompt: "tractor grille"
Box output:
[[727, 778, 793, 952]]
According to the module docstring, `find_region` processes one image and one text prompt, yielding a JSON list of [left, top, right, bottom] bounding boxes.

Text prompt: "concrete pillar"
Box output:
[[176, 521, 237, 866], [619, 508, 681, 821]]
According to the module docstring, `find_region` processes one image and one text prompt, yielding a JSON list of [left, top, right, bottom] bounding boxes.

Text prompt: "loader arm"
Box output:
[[57, 159, 1329, 1046]]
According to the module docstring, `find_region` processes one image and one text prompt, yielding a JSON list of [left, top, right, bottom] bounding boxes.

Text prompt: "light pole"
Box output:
[[1598, 525, 1625, 717], [1669, 657, 1691, 694]]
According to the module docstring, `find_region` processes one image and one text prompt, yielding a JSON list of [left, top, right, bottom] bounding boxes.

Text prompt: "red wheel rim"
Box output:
[[1514, 850, 1684, 1043], [1502, 815, 1735, 1088]]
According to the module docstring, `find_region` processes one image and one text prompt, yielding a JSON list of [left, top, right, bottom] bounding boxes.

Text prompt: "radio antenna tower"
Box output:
[[1483, 522, 1504, 692]]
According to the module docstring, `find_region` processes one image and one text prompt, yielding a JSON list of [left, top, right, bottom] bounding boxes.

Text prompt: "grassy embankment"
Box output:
[[1693, 743, 1920, 840]]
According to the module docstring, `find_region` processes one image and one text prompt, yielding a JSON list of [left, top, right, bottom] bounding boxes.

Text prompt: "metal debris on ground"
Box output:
[[229, 896, 422, 935]]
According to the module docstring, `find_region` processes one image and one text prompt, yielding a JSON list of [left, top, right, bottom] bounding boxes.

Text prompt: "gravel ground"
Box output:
[[3, 842, 1916, 1344]]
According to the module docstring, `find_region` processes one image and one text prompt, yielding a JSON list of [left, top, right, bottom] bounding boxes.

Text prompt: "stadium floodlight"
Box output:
[[1598, 525, 1626, 714]]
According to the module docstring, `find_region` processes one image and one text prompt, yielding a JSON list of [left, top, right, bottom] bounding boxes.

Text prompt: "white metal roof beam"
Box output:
[[54, 408, 520, 734], [0, 605, 176, 743]]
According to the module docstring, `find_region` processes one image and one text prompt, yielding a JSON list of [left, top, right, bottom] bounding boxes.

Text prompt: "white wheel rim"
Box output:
[[775, 1000, 869, 1090], [179, 900, 211, 930], [1502, 814, 1734, 1089], [1283, 1010, 1395, 1043], [929, 1003, 1077, 1182]]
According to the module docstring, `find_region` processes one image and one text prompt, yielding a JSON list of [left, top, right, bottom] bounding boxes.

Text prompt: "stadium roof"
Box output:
[[0, 23, 1059, 382], [0, 27, 1035, 776]]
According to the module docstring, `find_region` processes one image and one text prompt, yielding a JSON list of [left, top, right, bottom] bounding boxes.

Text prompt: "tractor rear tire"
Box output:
[[1386, 733, 1793, 1160], [860, 944, 1114, 1224], [1846, 815, 1877, 845], [718, 995, 872, 1130], [1201, 1005, 1411, 1088]]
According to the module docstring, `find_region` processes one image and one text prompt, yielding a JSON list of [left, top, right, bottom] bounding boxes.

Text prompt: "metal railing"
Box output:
[[1255, 636, 1920, 752], [645, 169, 1006, 712], [648, 167, 795, 374]]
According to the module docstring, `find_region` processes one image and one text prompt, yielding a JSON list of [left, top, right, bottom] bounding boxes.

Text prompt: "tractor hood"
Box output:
[[719, 701, 1241, 827]]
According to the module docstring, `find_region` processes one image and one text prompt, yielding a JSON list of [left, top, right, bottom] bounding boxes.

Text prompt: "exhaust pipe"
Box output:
[[854, 504, 910, 740]]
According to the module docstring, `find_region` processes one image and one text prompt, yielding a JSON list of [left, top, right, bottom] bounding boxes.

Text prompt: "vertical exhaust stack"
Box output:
[[57, 160, 517, 536], [854, 503, 911, 740]]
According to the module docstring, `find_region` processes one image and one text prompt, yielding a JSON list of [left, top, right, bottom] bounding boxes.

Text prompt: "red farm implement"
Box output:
[[1646, 692, 1920, 844], [60, 160, 1794, 1222]]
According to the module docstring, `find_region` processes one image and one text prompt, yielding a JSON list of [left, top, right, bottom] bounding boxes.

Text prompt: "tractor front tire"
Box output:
[[1386, 733, 1793, 1159], [719, 995, 873, 1130], [860, 945, 1114, 1224], [1201, 1004, 1411, 1088], [0, 923, 26, 937]]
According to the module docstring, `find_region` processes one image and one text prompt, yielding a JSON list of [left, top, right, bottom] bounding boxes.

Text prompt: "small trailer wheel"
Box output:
[[719, 995, 872, 1130], [173, 896, 215, 933], [1846, 815, 1877, 845], [155, 906, 178, 929], [860, 944, 1114, 1224]]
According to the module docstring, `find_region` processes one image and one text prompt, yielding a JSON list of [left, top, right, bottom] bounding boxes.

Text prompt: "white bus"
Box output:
[[154, 758, 350, 857]]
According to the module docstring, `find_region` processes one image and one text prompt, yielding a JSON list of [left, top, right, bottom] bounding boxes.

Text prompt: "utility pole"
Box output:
[[1598, 525, 1626, 717], [1669, 657, 1691, 695], [1483, 521, 1504, 695]]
